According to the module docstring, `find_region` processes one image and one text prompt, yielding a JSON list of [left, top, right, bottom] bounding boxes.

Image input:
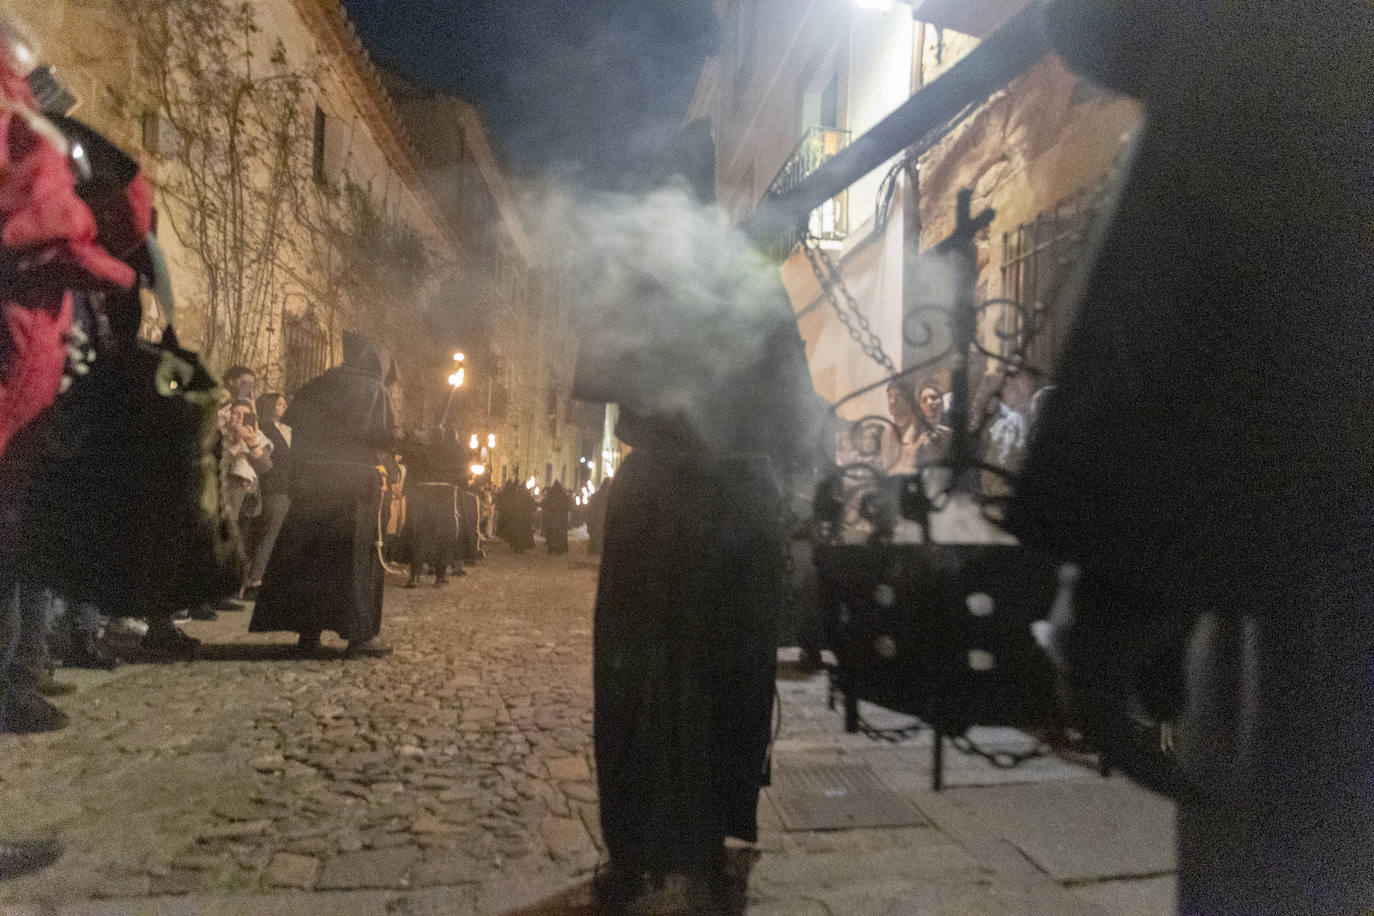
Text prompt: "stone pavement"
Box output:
[[0, 540, 1176, 915]]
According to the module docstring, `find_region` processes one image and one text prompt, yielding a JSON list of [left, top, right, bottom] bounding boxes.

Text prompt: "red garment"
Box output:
[[0, 58, 132, 459], [0, 293, 70, 457]]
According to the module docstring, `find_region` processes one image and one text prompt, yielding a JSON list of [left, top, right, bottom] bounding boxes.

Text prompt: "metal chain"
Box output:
[[948, 733, 1050, 769], [802, 238, 897, 374]]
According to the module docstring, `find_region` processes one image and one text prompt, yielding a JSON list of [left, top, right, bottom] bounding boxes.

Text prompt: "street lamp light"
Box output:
[[469, 433, 479, 449], [453, 351, 465, 362], [440, 367, 466, 425], [487, 433, 496, 449]]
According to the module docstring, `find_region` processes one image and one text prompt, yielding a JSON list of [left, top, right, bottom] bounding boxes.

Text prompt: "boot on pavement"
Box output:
[[344, 638, 392, 659], [141, 622, 200, 660], [0, 836, 62, 881], [1, 689, 68, 734], [62, 636, 119, 671]]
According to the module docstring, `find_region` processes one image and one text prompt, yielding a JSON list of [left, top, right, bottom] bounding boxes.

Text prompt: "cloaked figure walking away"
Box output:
[[250, 333, 398, 658], [574, 121, 827, 912], [540, 480, 571, 554]]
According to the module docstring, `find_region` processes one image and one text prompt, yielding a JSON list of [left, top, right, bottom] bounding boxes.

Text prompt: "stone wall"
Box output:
[[4, 0, 457, 415], [917, 53, 1140, 369]]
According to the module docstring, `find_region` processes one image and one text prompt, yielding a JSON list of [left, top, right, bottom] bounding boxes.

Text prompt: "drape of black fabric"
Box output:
[[5, 330, 236, 614], [250, 336, 395, 641], [594, 450, 782, 878], [1007, 2, 1374, 912], [540, 483, 571, 554]]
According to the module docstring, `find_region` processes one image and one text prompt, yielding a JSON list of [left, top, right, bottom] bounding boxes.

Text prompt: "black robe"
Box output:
[[1008, 3, 1374, 912], [397, 434, 461, 572], [594, 448, 783, 878], [250, 338, 396, 642], [540, 483, 571, 554], [578, 207, 827, 882], [504, 487, 536, 551]]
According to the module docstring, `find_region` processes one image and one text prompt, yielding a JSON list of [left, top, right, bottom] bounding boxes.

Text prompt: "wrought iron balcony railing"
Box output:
[[760, 126, 851, 258]]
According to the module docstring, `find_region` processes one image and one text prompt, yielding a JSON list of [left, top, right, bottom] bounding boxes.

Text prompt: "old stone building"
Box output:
[[8, 0, 592, 486], [688, 0, 1139, 442]]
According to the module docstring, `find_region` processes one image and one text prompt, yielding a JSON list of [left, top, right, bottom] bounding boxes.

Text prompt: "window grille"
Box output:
[[283, 308, 327, 395], [998, 180, 1109, 373]]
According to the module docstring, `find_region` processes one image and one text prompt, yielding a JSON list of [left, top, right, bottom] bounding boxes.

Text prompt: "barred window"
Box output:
[[998, 180, 1110, 374], [283, 308, 327, 395]]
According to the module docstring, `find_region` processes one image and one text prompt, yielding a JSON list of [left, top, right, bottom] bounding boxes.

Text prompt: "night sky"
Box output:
[[342, 0, 719, 190]]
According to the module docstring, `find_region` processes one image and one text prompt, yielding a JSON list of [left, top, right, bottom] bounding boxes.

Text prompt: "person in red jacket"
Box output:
[[0, 10, 135, 881]]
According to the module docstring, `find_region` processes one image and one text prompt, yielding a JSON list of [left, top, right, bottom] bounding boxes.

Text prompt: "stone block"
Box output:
[[262, 852, 319, 889], [545, 755, 590, 782], [315, 845, 421, 890], [540, 815, 594, 862]]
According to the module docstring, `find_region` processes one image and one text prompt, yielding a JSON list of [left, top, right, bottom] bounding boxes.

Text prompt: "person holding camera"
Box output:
[[222, 398, 271, 525]]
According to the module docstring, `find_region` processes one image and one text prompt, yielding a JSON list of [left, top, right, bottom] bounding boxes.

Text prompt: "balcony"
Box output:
[[761, 126, 851, 257]]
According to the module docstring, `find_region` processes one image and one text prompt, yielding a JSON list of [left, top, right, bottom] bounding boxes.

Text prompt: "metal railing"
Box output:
[[760, 126, 851, 257]]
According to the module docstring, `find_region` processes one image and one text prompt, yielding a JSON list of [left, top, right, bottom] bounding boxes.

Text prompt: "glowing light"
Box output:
[[487, 433, 496, 448], [469, 434, 479, 449], [448, 368, 465, 388], [525, 476, 536, 489], [533, 487, 541, 497], [452, 352, 465, 362], [469, 463, 486, 476], [575, 496, 583, 506]]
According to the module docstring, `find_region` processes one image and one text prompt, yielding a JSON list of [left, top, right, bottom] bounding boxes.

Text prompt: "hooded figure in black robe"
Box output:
[[1007, 3, 1374, 913], [574, 120, 827, 908], [540, 480, 571, 554], [504, 483, 536, 553], [250, 332, 397, 655], [397, 426, 462, 586]]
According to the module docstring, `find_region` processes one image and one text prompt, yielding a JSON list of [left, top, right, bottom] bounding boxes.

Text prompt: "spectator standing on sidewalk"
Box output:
[[249, 333, 398, 658], [244, 392, 290, 597], [222, 399, 272, 529]]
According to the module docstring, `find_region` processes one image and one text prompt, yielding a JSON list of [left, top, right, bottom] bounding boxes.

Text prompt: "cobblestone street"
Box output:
[[0, 543, 606, 913], [0, 538, 1176, 915]]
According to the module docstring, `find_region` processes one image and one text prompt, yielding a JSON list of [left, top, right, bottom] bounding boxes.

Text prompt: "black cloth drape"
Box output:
[[1008, 2, 1374, 912], [6, 331, 237, 613]]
